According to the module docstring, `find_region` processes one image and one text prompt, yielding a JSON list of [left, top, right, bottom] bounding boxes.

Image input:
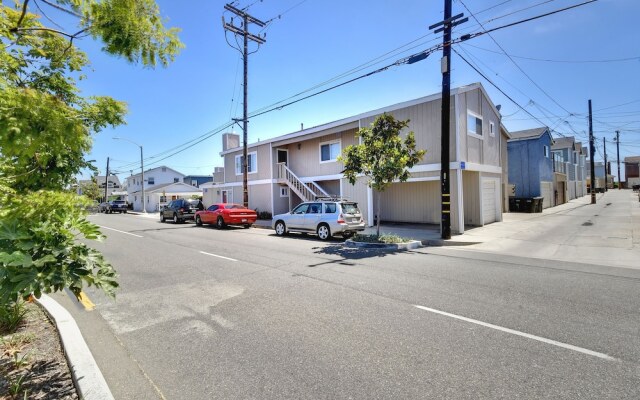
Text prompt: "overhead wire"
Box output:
[[113, 0, 604, 170], [458, 0, 576, 116]]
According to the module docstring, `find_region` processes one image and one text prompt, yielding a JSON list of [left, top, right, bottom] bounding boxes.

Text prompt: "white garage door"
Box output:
[[540, 181, 553, 209], [482, 179, 497, 224]]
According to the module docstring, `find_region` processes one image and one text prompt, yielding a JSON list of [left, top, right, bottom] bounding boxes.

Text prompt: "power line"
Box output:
[[460, 43, 639, 64], [452, 47, 550, 129], [458, 0, 598, 42], [458, 0, 574, 116]]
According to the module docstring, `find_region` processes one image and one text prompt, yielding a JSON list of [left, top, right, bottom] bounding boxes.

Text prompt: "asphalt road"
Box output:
[[53, 212, 640, 399]]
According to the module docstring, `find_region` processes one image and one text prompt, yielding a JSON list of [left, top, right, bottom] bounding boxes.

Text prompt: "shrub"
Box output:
[[0, 300, 29, 333], [351, 233, 412, 244]]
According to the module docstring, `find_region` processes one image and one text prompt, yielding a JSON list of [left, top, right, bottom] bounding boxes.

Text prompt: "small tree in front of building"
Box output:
[[340, 113, 425, 237]]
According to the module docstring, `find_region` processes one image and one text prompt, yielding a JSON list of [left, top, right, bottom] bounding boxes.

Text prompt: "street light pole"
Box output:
[[113, 137, 146, 213]]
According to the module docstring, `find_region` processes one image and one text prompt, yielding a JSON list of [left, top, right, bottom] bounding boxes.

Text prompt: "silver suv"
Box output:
[[272, 197, 365, 240]]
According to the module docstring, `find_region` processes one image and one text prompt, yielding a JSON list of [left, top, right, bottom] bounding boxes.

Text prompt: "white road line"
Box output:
[[98, 226, 143, 238], [199, 251, 237, 262], [413, 304, 616, 361]]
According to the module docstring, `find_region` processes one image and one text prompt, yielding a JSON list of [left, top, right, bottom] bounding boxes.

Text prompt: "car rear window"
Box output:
[[324, 203, 337, 213], [341, 203, 359, 214]]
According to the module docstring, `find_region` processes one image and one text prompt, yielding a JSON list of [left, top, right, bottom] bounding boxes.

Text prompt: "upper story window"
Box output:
[[235, 151, 257, 175], [191, 180, 198, 187], [467, 111, 483, 138], [162, 167, 167, 172], [489, 121, 495, 137], [147, 177, 155, 185], [543, 145, 549, 158], [174, 177, 179, 183], [320, 140, 341, 163]]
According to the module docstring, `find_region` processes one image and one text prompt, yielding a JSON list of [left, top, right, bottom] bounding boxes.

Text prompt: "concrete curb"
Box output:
[[36, 294, 114, 400], [344, 239, 422, 250], [423, 239, 481, 247]]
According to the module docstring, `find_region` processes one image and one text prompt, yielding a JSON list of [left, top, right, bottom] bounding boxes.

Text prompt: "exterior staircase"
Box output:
[[277, 163, 329, 202]]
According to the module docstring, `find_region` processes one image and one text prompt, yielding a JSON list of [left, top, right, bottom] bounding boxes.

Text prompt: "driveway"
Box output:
[[452, 190, 640, 269]]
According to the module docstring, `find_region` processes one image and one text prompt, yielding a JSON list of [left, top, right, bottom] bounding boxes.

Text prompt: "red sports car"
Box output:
[[195, 203, 257, 229]]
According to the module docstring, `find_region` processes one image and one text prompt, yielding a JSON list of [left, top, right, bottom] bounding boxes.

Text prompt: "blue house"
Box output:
[[507, 127, 554, 208], [183, 175, 213, 188]]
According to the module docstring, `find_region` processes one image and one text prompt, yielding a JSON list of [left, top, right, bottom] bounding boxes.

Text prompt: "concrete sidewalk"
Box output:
[[445, 190, 640, 269]]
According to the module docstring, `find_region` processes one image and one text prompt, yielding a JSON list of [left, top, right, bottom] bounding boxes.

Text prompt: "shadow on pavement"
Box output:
[[309, 243, 417, 267]]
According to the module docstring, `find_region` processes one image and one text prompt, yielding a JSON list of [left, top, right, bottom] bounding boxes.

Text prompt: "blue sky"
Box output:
[[61, 0, 640, 181]]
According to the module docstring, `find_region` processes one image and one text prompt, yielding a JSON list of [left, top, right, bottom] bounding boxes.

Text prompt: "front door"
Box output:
[[221, 189, 232, 203], [277, 149, 288, 165]]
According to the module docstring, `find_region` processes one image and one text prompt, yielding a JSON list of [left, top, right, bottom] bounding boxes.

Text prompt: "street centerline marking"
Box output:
[[98, 225, 143, 238], [199, 251, 237, 262], [413, 304, 616, 361]]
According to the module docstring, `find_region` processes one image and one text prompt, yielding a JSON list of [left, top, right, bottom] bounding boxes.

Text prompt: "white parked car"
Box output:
[[272, 197, 365, 241]]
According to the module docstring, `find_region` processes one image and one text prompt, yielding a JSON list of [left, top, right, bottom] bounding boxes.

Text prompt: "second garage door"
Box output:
[[482, 178, 498, 224]]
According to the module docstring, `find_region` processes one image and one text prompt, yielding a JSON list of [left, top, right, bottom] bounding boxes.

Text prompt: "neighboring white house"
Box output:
[[76, 175, 122, 200], [125, 166, 201, 211], [128, 182, 202, 212]]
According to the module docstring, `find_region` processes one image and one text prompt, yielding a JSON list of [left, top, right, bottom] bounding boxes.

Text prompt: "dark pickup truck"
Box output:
[[108, 200, 128, 213]]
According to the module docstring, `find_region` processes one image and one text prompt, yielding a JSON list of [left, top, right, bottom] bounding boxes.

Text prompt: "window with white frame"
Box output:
[[543, 145, 549, 158], [489, 121, 495, 137], [280, 187, 289, 197], [467, 111, 483, 137], [320, 140, 341, 163], [191, 180, 198, 186], [235, 152, 257, 175], [173, 177, 179, 183], [147, 177, 154, 185]]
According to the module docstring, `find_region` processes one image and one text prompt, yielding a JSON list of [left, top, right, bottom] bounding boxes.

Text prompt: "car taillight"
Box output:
[[337, 213, 345, 224]]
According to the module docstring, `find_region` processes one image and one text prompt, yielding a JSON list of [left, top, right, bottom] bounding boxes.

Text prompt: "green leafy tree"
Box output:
[[340, 114, 426, 237], [77, 176, 102, 202], [0, 0, 183, 302]]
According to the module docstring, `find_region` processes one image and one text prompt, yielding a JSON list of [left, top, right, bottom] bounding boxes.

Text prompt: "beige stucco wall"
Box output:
[[463, 170, 481, 226], [272, 183, 290, 215], [457, 88, 502, 167], [376, 181, 441, 224], [281, 128, 358, 178], [341, 177, 370, 224], [359, 99, 456, 165], [224, 142, 271, 183]]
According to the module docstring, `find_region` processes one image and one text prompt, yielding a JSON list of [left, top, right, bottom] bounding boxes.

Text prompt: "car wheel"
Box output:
[[124, 210, 127, 214], [195, 215, 203, 226], [317, 224, 331, 241], [342, 232, 354, 239], [216, 216, 226, 229], [243, 224, 251, 229], [173, 213, 180, 224], [274, 221, 287, 236], [160, 213, 165, 223]]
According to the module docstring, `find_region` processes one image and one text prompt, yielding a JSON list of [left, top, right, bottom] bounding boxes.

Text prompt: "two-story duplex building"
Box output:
[[207, 83, 508, 234], [625, 156, 640, 188], [507, 127, 554, 208], [552, 137, 586, 202], [126, 166, 202, 212]]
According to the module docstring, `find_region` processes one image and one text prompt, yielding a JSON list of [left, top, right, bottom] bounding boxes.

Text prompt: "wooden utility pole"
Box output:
[[603, 137, 608, 192], [589, 100, 596, 204], [429, 0, 467, 239], [104, 157, 109, 203], [616, 130, 621, 189], [223, 4, 266, 208]]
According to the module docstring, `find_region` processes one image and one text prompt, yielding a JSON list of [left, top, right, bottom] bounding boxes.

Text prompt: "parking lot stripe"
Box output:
[[413, 304, 616, 361], [199, 251, 237, 262], [98, 226, 143, 238]]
